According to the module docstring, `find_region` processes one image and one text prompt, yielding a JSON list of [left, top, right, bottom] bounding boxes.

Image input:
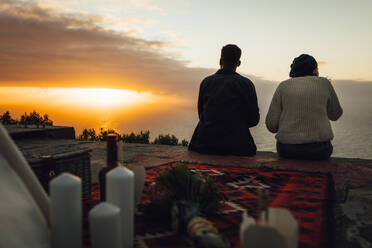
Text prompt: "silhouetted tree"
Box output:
[[122, 130, 150, 144], [0, 111, 18, 125], [153, 134, 179, 146], [78, 128, 98, 140], [0, 111, 11, 124], [29, 110, 42, 128], [42, 114, 53, 127], [20, 112, 28, 128], [181, 139, 189, 147], [99, 128, 118, 141], [18, 111, 53, 128]]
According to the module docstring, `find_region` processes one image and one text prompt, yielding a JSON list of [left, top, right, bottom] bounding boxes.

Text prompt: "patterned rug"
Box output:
[[83, 162, 332, 248]]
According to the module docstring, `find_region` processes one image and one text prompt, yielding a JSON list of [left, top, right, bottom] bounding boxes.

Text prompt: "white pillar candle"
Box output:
[[89, 202, 122, 248], [50, 173, 82, 248], [117, 141, 124, 165], [240, 211, 256, 247], [130, 166, 146, 205], [106, 166, 135, 248], [241, 225, 286, 248], [267, 208, 299, 248], [240, 208, 298, 248]]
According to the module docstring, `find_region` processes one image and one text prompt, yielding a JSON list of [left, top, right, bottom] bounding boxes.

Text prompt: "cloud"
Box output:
[[35, 0, 164, 14], [0, 0, 213, 98], [0, 0, 282, 105], [118, 17, 152, 26], [128, 0, 164, 13], [317, 61, 327, 66], [111, 17, 155, 35]]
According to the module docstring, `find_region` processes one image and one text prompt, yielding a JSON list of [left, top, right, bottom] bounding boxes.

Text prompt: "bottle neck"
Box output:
[[106, 134, 118, 165]]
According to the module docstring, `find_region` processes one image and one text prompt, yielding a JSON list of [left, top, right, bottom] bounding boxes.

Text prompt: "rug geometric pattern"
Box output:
[[84, 162, 332, 248]]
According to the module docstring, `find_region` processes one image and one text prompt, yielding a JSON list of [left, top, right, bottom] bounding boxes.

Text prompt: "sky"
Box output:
[[33, 0, 372, 81], [0, 0, 372, 100], [1, 0, 372, 153]]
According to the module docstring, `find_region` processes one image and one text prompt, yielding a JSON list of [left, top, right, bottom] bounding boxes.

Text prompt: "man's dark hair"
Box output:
[[289, 54, 318, 78], [221, 44, 241, 66]]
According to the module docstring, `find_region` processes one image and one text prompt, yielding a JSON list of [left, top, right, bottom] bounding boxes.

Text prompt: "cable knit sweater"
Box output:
[[265, 76, 343, 144]]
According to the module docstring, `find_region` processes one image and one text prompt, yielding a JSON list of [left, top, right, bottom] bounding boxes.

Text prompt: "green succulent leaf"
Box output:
[[153, 163, 227, 216]]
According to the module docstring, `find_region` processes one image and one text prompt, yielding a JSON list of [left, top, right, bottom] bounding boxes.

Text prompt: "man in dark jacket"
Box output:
[[188, 44, 260, 156]]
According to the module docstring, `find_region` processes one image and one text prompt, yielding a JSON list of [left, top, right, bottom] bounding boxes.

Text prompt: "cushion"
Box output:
[[0, 154, 50, 248]]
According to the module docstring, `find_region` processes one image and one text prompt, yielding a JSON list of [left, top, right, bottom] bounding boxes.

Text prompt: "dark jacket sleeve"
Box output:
[[238, 79, 260, 127], [197, 79, 206, 120]]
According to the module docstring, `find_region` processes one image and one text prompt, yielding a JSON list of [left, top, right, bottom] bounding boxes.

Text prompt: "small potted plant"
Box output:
[[145, 164, 230, 248]]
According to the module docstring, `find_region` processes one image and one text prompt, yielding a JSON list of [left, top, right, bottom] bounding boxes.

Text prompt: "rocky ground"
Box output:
[[77, 141, 187, 183], [14, 139, 186, 183]]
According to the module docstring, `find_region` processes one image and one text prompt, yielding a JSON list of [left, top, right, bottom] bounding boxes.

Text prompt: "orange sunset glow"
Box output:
[[0, 87, 157, 107], [0, 86, 194, 137]]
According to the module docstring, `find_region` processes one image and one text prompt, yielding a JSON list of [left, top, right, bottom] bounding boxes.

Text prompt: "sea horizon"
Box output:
[[2, 79, 372, 160]]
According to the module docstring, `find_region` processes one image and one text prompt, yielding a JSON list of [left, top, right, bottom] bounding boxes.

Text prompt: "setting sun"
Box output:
[[0, 87, 157, 108], [66, 88, 156, 107]]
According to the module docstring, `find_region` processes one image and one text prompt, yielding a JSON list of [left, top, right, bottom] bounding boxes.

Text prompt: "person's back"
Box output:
[[269, 76, 338, 144], [266, 54, 343, 160], [189, 44, 259, 156]]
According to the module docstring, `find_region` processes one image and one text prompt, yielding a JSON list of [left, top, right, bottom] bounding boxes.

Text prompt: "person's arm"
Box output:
[[265, 86, 282, 133], [239, 79, 260, 127], [326, 80, 343, 121], [197, 79, 205, 120]]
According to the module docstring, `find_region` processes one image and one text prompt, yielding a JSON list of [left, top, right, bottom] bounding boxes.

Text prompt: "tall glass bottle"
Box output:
[[99, 134, 119, 201]]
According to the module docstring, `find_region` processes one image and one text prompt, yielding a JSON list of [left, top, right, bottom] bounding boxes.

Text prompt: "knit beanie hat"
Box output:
[[289, 54, 318, 78]]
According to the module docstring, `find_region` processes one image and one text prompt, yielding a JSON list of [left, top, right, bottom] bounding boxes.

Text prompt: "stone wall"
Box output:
[[6, 125, 75, 140]]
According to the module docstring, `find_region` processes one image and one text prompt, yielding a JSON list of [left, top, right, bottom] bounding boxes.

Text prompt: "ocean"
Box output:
[[143, 80, 372, 160], [111, 80, 372, 160], [1, 80, 372, 159]]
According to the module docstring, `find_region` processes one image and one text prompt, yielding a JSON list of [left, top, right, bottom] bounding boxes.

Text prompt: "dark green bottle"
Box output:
[[99, 134, 119, 201]]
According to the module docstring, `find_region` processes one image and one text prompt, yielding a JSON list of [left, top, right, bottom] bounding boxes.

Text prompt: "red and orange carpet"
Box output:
[[84, 162, 332, 248]]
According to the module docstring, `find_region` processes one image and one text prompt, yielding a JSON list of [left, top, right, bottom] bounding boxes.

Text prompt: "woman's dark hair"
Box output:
[[221, 44, 241, 66], [289, 54, 318, 78]]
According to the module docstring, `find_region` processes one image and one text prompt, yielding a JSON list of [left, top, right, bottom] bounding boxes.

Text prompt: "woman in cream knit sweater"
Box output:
[[265, 54, 343, 160]]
